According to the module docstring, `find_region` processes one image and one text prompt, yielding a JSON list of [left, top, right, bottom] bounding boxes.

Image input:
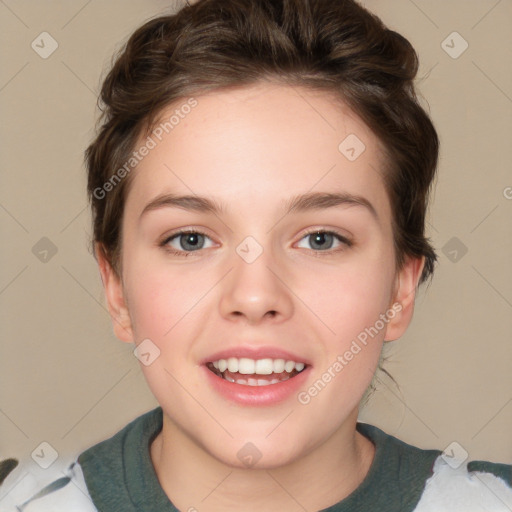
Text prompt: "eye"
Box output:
[[160, 228, 351, 256], [296, 230, 352, 252], [161, 230, 214, 255]]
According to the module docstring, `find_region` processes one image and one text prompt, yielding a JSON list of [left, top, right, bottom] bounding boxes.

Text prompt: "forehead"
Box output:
[[125, 82, 390, 222]]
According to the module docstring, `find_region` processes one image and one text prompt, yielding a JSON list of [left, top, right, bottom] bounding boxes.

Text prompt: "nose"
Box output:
[[218, 246, 294, 325]]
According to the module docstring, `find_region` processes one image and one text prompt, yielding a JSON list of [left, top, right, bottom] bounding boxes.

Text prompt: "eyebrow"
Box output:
[[284, 192, 378, 219], [139, 191, 378, 220]]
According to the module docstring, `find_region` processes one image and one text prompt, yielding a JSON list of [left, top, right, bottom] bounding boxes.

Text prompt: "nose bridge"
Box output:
[[218, 235, 293, 323]]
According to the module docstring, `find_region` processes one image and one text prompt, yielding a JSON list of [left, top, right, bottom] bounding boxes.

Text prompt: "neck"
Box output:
[[150, 410, 375, 512]]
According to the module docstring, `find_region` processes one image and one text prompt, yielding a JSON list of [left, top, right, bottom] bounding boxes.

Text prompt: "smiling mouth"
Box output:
[[206, 357, 307, 386]]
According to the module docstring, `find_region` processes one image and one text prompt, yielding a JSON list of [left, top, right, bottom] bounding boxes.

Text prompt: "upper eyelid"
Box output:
[[163, 227, 349, 240], [162, 229, 214, 246], [165, 229, 208, 238], [300, 227, 351, 239], [297, 229, 352, 247]]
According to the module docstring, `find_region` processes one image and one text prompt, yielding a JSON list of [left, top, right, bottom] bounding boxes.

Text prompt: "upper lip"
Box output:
[[201, 346, 311, 365]]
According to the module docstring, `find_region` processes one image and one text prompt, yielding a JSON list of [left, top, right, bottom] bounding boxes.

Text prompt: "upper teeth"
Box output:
[[212, 358, 305, 375]]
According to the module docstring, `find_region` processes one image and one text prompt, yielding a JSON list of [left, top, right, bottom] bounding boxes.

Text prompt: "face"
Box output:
[[100, 82, 422, 469]]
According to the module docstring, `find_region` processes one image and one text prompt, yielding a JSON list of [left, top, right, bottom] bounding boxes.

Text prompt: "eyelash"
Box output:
[[159, 229, 212, 258], [159, 228, 353, 257]]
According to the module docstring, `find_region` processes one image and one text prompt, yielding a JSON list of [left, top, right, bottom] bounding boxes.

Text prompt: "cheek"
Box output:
[[296, 268, 392, 412], [298, 255, 395, 341], [124, 263, 209, 407], [124, 251, 209, 341]]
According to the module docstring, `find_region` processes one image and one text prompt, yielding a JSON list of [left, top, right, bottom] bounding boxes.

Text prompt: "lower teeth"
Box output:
[[208, 365, 301, 386], [223, 374, 290, 386]]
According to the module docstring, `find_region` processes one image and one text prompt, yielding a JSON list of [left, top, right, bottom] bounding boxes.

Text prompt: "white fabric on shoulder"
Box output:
[[414, 455, 512, 512], [0, 460, 97, 512]]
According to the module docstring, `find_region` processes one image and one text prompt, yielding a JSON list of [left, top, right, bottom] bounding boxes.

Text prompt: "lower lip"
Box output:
[[202, 365, 311, 406]]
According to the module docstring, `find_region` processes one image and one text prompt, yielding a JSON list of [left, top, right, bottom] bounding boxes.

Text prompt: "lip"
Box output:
[[202, 364, 311, 406], [200, 346, 311, 365]]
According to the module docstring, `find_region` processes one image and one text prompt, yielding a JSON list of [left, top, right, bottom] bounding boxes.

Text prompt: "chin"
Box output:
[[200, 433, 312, 471]]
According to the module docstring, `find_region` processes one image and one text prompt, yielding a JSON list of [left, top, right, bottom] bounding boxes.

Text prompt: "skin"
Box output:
[[97, 82, 424, 511]]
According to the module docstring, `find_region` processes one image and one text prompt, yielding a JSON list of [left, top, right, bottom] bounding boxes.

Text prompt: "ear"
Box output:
[[384, 256, 425, 342], [95, 244, 134, 344]]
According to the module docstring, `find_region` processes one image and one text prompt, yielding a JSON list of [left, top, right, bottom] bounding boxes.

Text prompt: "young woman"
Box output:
[[4, 1, 511, 510]]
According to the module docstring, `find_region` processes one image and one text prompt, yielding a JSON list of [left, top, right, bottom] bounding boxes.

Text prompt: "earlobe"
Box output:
[[95, 244, 134, 344], [384, 256, 425, 342]]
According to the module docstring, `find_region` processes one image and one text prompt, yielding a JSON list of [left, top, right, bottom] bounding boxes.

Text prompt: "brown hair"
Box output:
[[86, 0, 439, 283]]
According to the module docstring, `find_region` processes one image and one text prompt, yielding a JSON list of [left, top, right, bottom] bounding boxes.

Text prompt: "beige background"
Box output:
[[0, 0, 511, 476]]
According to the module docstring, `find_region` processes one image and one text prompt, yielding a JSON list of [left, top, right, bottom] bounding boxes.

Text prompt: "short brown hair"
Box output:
[[86, 0, 439, 283]]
